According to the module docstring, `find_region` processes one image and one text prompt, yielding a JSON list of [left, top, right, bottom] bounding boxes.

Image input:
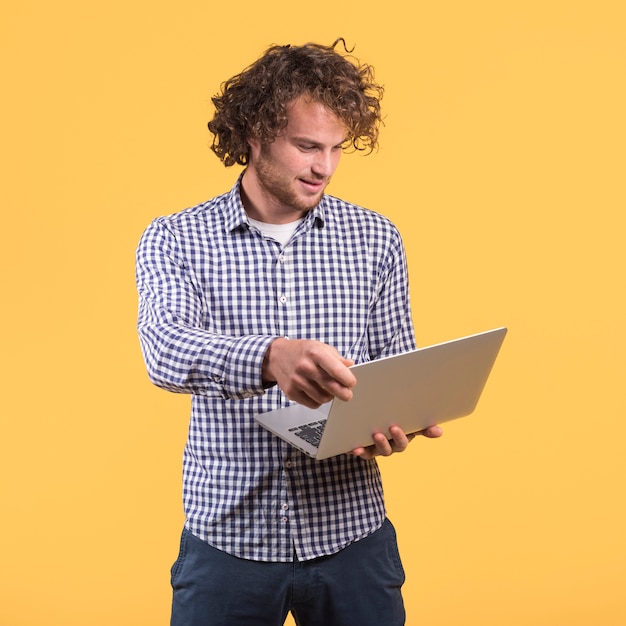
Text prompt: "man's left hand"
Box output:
[[351, 425, 443, 460]]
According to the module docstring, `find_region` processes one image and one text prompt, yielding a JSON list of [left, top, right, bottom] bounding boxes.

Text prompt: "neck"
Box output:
[[240, 169, 310, 225]]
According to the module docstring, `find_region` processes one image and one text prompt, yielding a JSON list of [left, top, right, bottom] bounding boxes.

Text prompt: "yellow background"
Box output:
[[2, 1, 625, 624]]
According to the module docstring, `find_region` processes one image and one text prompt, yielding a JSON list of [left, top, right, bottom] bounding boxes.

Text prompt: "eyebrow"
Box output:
[[292, 136, 349, 148]]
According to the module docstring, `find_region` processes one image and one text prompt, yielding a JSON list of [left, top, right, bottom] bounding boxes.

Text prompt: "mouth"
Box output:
[[299, 178, 327, 194]]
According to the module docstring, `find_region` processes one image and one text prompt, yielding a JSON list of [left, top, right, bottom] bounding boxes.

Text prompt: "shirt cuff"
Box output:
[[222, 335, 281, 399]]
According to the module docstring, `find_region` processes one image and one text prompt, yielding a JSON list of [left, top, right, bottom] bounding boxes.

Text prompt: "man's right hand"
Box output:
[[262, 338, 356, 409]]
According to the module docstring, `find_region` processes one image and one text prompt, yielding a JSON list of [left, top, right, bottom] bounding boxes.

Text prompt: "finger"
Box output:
[[315, 352, 357, 391], [306, 380, 335, 405], [351, 445, 376, 460], [286, 389, 323, 409], [388, 426, 411, 451], [372, 432, 394, 456], [417, 425, 443, 438], [314, 371, 354, 402], [284, 370, 353, 408], [352, 429, 407, 459], [286, 380, 333, 408]]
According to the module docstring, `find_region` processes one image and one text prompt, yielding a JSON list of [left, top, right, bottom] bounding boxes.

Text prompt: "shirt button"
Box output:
[[281, 503, 289, 511], [279, 254, 285, 263], [279, 295, 287, 304], [281, 517, 289, 523], [285, 460, 293, 469]]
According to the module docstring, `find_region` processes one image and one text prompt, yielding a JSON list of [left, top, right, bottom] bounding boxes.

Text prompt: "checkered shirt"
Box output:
[[136, 176, 417, 562]]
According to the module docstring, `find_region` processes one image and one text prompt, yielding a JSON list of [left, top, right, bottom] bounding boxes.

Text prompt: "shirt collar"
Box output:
[[223, 172, 327, 233], [223, 173, 251, 233]]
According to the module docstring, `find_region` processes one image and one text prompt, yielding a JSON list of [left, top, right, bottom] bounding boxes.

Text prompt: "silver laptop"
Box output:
[[255, 327, 507, 460]]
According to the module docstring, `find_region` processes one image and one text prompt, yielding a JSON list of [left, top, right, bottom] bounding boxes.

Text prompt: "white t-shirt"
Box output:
[[247, 217, 304, 248]]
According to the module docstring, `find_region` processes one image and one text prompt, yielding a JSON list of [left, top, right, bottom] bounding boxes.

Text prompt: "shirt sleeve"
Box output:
[[135, 218, 277, 399]]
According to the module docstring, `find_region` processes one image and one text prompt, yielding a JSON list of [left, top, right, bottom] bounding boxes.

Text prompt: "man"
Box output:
[[136, 40, 442, 626]]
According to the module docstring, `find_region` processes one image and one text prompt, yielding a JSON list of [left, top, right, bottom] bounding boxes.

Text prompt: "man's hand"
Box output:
[[351, 424, 443, 460], [262, 338, 356, 409]]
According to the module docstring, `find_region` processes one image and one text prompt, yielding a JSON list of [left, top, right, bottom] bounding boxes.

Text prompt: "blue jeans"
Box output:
[[170, 519, 406, 626]]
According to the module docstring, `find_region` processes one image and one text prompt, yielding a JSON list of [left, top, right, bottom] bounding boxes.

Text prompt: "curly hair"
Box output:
[[208, 39, 384, 167]]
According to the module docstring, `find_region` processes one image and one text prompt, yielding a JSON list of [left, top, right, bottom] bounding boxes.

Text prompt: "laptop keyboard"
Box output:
[[289, 420, 327, 448]]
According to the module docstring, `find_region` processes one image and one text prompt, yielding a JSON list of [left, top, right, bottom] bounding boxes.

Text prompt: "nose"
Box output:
[[312, 149, 338, 178]]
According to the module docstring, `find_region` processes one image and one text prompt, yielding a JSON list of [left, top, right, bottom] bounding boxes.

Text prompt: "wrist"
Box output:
[[262, 336, 290, 383]]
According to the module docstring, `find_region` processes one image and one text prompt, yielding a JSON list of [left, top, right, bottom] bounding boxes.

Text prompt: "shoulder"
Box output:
[[321, 194, 404, 249], [136, 192, 236, 268], [139, 189, 238, 246], [152, 192, 230, 233]]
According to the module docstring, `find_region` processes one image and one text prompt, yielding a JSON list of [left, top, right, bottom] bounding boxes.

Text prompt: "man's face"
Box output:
[[244, 96, 348, 223]]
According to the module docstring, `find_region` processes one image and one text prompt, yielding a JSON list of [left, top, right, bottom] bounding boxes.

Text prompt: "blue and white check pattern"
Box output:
[[136, 176, 417, 562]]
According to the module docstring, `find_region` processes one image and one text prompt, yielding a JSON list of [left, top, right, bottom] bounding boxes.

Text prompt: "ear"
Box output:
[[247, 136, 261, 163]]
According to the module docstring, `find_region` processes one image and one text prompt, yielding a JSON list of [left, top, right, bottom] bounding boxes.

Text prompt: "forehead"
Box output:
[[283, 96, 347, 141]]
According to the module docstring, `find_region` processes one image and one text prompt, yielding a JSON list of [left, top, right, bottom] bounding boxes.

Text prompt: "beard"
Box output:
[[255, 147, 328, 213]]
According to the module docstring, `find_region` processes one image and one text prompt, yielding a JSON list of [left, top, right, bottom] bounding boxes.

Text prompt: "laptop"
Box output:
[[255, 327, 507, 460]]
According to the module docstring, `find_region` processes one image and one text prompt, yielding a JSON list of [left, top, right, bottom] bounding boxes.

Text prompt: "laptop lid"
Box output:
[[255, 327, 507, 460]]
